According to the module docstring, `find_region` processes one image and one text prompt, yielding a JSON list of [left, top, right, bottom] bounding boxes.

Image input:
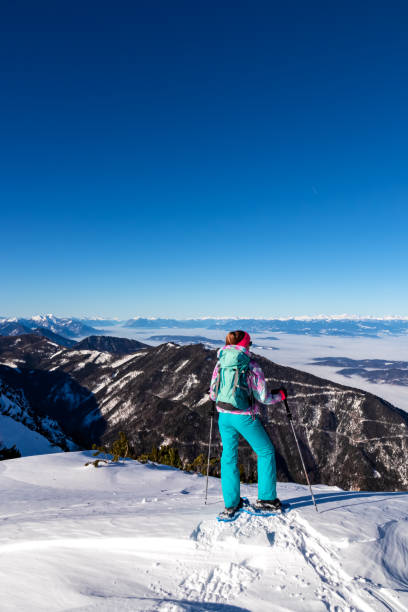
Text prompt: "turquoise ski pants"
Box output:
[[218, 412, 277, 508]]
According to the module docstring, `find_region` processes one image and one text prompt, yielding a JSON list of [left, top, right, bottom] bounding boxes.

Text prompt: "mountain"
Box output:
[[311, 356, 408, 385], [0, 335, 407, 491], [0, 321, 31, 336], [2, 452, 407, 611], [31, 327, 77, 347], [0, 334, 151, 453], [122, 317, 408, 337], [74, 335, 150, 353], [124, 317, 213, 329], [4, 315, 408, 338], [0, 334, 62, 369], [0, 315, 102, 338], [0, 323, 84, 348], [208, 317, 408, 336], [80, 318, 121, 327]]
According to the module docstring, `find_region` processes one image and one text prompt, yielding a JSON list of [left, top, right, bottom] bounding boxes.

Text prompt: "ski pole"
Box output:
[[204, 402, 215, 505], [284, 398, 318, 512]]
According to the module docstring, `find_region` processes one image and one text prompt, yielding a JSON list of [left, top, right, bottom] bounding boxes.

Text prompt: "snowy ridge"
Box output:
[[0, 452, 407, 611], [1, 336, 407, 491]]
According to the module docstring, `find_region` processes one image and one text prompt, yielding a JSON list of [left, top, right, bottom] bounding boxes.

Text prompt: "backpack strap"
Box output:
[[232, 368, 239, 394], [214, 362, 222, 399]]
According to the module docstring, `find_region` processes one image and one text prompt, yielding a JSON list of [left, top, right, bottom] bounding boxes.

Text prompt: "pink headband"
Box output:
[[236, 332, 251, 348]]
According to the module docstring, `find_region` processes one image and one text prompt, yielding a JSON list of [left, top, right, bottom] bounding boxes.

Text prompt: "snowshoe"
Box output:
[[243, 498, 289, 517], [254, 498, 283, 512], [216, 497, 249, 522]]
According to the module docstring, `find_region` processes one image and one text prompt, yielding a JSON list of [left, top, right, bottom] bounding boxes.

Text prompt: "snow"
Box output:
[[92, 375, 112, 394], [175, 360, 190, 373], [172, 374, 199, 401], [106, 370, 144, 394], [0, 360, 22, 369], [109, 354, 138, 368], [0, 452, 407, 611], [0, 415, 63, 455], [94, 351, 112, 364], [69, 350, 112, 369], [109, 400, 135, 425], [196, 393, 211, 406], [32, 315, 47, 322]]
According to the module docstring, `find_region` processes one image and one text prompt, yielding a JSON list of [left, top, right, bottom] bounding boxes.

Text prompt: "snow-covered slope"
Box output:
[[0, 376, 77, 455], [0, 452, 407, 611], [0, 414, 61, 455]]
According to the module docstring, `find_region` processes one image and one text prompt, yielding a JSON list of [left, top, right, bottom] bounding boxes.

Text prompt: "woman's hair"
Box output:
[[225, 330, 246, 345]]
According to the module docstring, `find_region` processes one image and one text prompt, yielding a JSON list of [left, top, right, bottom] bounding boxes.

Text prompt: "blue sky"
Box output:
[[1, 1, 407, 319]]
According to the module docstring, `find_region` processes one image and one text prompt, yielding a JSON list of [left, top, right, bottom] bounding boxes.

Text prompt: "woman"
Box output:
[[209, 330, 286, 519]]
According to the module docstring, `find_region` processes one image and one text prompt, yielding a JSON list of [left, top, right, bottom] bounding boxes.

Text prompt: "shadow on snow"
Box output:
[[286, 489, 408, 512]]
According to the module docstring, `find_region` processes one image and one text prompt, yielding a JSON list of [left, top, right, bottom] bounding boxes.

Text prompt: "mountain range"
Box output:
[[311, 357, 408, 385], [0, 315, 100, 339], [2, 314, 408, 338], [124, 317, 408, 337], [1, 333, 407, 492]]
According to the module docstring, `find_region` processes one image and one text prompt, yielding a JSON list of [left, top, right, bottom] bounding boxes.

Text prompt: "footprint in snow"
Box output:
[[177, 562, 259, 604], [190, 514, 276, 548]]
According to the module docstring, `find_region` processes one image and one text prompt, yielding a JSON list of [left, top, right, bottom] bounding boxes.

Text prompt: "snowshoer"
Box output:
[[209, 330, 286, 519]]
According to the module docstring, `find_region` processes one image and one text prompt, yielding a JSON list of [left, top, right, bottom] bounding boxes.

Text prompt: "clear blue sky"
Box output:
[[2, 1, 407, 319]]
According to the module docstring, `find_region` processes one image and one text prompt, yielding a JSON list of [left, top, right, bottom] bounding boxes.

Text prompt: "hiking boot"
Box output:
[[254, 498, 283, 512]]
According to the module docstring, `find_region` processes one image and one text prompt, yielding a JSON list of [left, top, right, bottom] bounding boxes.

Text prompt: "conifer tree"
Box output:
[[0, 444, 22, 461], [85, 432, 131, 467]]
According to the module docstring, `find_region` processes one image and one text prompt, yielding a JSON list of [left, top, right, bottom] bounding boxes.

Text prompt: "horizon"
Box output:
[[3, 313, 408, 322]]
